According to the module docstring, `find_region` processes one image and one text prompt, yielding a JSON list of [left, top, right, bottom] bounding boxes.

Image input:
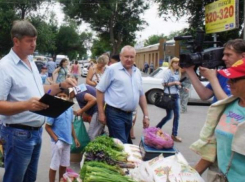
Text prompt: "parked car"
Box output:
[[142, 67, 212, 104], [34, 55, 48, 65], [34, 61, 45, 73], [78, 60, 89, 65]]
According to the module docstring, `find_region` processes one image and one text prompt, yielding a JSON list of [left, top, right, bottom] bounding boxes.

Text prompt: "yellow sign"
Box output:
[[205, 0, 238, 34]]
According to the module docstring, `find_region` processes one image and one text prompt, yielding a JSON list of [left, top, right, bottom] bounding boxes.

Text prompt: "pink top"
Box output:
[[71, 64, 79, 74]]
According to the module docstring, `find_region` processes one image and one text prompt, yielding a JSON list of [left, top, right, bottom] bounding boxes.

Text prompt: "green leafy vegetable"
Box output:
[[93, 135, 124, 151], [81, 161, 136, 182], [84, 142, 127, 162]]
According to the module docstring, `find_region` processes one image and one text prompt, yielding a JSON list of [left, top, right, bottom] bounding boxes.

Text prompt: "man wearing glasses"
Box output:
[[184, 39, 245, 103]]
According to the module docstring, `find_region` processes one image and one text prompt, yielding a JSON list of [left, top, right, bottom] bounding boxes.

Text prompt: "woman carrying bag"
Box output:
[[156, 57, 182, 142], [191, 59, 245, 182]]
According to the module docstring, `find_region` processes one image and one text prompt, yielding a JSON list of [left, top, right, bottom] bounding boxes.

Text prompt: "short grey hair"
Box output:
[[11, 20, 37, 40], [97, 54, 109, 65], [120, 45, 136, 55]]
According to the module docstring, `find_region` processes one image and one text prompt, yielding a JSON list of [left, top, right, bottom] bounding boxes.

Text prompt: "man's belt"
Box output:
[[5, 124, 41, 130], [106, 104, 132, 114]]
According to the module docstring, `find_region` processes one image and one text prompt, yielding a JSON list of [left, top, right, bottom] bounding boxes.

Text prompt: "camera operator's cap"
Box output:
[[218, 59, 245, 78], [41, 66, 47, 69]]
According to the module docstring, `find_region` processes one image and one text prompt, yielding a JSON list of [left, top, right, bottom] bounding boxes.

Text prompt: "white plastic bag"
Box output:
[[129, 153, 204, 182]]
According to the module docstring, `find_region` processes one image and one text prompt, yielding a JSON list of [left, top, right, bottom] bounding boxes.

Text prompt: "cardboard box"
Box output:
[[70, 153, 83, 163]]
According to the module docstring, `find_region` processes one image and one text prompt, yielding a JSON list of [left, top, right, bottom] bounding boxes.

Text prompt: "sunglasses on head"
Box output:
[[229, 76, 245, 83]]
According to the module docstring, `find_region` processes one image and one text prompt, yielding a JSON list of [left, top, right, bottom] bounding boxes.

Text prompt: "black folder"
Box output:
[[33, 94, 74, 118]]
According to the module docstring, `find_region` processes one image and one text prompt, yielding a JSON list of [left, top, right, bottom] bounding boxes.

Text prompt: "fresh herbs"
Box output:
[[84, 136, 128, 165], [81, 161, 135, 182]]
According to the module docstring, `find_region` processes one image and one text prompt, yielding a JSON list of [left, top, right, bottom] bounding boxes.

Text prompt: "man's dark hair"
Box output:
[[111, 54, 120, 62], [224, 39, 245, 54], [11, 20, 37, 40]]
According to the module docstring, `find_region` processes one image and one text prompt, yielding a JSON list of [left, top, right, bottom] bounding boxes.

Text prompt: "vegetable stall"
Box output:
[[61, 127, 205, 182]]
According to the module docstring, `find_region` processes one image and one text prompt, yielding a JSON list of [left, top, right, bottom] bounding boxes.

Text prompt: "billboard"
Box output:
[[205, 0, 239, 34]]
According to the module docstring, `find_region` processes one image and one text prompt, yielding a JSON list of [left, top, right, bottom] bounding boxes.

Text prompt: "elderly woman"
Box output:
[[86, 55, 109, 87], [191, 59, 245, 182], [156, 57, 182, 142]]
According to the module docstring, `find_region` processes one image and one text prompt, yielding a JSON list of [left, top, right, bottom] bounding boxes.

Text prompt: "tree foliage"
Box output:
[[0, 1, 92, 59], [155, 0, 244, 42], [90, 38, 111, 58], [167, 29, 187, 40], [0, 0, 46, 19], [60, 0, 149, 55], [30, 16, 57, 55], [55, 22, 91, 60], [144, 34, 167, 46], [0, 4, 18, 55], [0, 0, 53, 55]]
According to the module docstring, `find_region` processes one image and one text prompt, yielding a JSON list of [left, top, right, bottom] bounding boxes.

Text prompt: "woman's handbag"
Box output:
[[154, 86, 175, 110], [207, 152, 234, 182], [207, 170, 228, 182]]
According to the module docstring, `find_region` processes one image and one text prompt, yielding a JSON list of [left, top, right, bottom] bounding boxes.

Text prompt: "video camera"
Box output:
[[174, 30, 225, 69]]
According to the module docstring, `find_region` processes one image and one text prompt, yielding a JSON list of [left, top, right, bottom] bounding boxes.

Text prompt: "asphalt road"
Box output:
[[0, 74, 209, 181]]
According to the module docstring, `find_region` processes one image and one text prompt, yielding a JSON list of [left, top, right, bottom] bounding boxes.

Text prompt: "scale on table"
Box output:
[[139, 137, 177, 161]]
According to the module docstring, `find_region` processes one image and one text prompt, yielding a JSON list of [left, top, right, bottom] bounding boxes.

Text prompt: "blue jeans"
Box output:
[[105, 106, 132, 144], [156, 94, 180, 136], [0, 125, 43, 182]]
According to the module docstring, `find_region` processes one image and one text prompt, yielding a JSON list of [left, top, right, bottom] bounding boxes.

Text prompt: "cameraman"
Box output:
[[184, 39, 245, 103]]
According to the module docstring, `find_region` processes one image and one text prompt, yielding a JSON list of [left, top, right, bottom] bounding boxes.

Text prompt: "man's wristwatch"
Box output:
[[59, 83, 64, 91], [144, 116, 150, 120]]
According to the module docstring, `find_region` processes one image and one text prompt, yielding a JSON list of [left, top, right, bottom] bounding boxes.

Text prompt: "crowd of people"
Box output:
[[0, 19, 244, 182], [0, 20, 150, 182]]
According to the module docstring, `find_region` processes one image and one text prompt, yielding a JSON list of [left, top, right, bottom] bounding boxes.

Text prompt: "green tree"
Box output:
[[167, 29, 187, 40], [144, 34, 167, 46], [30, 16, 57, 54], [155, 0, 244, 42], [60, 0, 149, 55], [46, 12, 59, 56], [55, 23, 90, 60], [0, 6, 18, 55], [79, 31, 93, 59], [0, 0, 47, 19], [0, 0, 53, 55], [90, 38, 111, 58]]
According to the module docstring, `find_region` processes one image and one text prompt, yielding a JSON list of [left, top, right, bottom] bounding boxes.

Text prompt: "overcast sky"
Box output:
[[136, 3, 189, 41], [45, 2, 189, 42]]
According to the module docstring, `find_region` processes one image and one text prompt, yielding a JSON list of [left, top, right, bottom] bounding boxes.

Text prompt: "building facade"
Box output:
[[135, 39, 177, 71]]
